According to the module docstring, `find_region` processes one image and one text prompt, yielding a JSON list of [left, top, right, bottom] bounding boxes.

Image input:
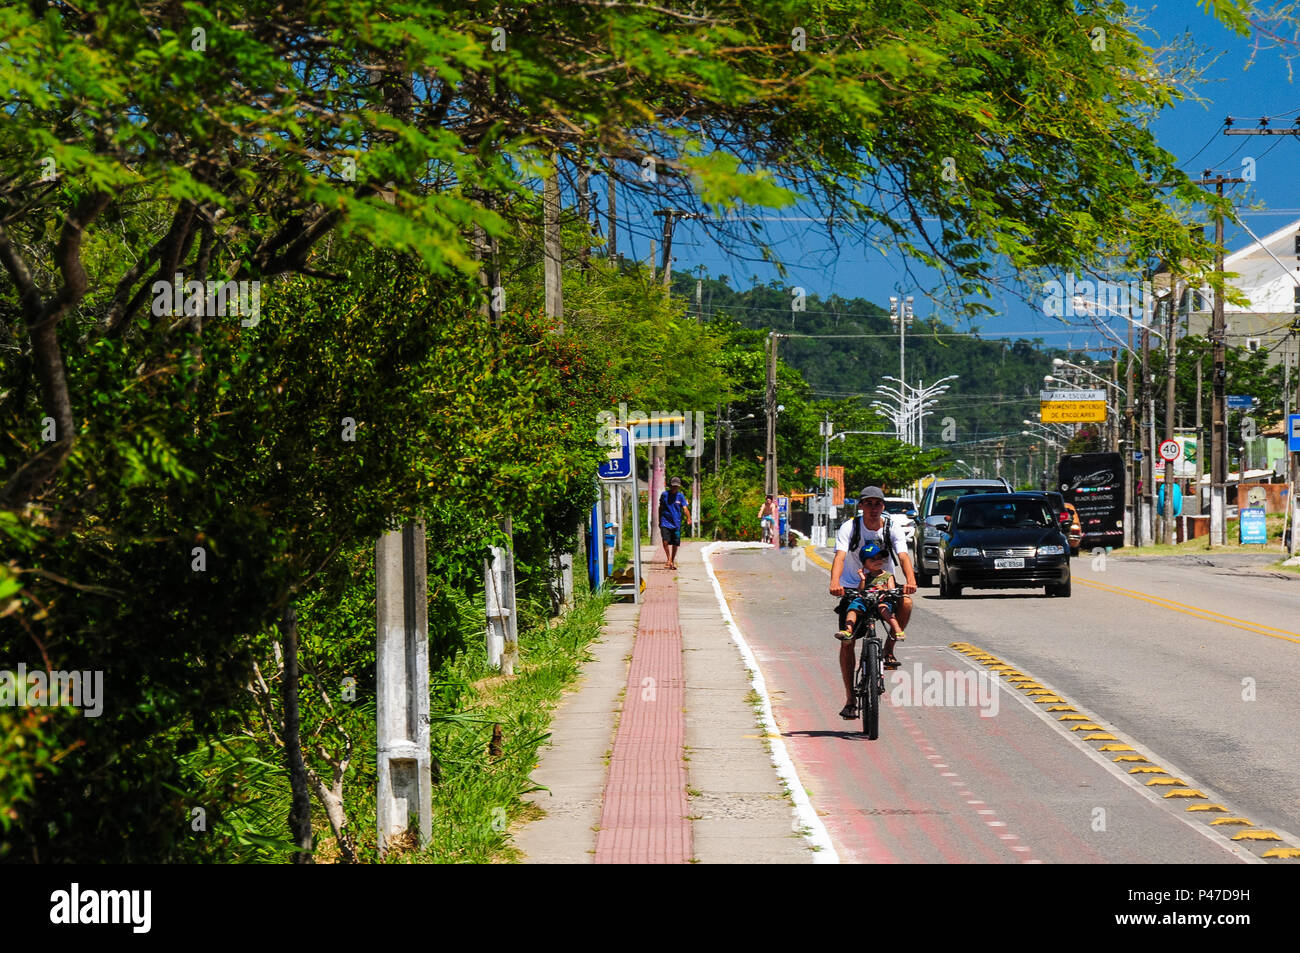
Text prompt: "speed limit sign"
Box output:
[[1159, 439, 1180, 462]]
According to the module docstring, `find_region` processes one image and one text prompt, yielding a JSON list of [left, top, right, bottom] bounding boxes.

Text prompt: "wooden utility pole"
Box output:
[[765, 333, 780, 499]]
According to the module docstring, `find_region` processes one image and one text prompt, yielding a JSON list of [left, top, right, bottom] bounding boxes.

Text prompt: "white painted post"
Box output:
[[484, 545, 508, 669], [376, 522, 432, 855], [501, 516, 519, 675], [560, 553, 574, 609]]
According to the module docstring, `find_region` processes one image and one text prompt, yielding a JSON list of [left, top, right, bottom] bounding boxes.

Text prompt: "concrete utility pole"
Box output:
[[578, 168, 591, 269], [607, 174, 617, 259], [765, 332, 780, 498], [1193, 172, 1246, 546], [376, 523, 432, 855], [1140, 308, 1153, 545], [653, 209, 697, 288], [543, 166, 563, 330], [1126, 309, 1138, 546], [1163, 284, 1179, 543]]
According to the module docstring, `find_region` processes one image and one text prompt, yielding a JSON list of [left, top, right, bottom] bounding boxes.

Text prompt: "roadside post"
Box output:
[[376, 522, 432, 855], [778, 495, 789, 548], [598, 427, 640, 602], [1287, 414, 1300, 556]]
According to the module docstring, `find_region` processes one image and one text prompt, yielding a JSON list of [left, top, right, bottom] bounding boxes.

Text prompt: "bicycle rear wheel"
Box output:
[[860, 638, 881, 739]]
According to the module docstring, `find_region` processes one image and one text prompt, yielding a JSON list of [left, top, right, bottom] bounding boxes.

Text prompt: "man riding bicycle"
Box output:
[[829, 486, 917, 720], [758, 495, 778, 544]]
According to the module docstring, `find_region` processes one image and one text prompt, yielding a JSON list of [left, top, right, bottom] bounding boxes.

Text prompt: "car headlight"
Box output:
[[952, 547, 981, 557], [1038, 545, 1065, 556]]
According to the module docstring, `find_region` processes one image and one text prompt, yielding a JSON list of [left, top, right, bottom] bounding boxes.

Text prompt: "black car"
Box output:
[[936, 493, 1071, 597]]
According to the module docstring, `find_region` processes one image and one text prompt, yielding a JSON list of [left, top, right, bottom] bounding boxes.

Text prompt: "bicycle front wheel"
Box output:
[[861, 638, 881, 739]]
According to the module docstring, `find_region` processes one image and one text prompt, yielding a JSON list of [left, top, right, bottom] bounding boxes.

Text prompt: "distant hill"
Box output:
[[669, 272, 1107, 461]]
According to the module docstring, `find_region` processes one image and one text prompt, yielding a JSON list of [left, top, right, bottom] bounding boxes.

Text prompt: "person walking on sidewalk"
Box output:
[[659, 476, 690, 570], [828, 486, 917, 720]]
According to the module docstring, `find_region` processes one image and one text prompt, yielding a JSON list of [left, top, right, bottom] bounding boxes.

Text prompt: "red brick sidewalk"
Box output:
[[594, 562, 692, 863]]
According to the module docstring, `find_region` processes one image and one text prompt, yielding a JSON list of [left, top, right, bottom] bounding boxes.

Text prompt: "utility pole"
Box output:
[[1163, 282, 1179, 543], [577, 168, 592, 270], [1126, 306, 1138, 546], [714, 403, 722, 474], [765, 332, 780, 499], [1140, 303, 1152, 545], [653, 209, 697, 288], [543, 164, 563, 330], [607, 173, 617, 259], [1192, 172, 1246, 546], [1195, 358, 1204, 516]]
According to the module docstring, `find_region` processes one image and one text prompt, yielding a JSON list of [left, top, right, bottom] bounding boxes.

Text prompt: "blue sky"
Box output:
[[649, 3, 1300, 346]]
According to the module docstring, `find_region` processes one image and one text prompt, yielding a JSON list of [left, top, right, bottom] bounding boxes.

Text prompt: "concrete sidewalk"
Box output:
[[513, 540, 813, 863]]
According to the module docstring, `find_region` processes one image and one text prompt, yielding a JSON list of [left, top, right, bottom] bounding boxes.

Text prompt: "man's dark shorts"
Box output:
[[661, 527, 681, 546]]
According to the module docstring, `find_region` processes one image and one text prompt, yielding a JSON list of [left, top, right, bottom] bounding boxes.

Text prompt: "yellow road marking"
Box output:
[[1076, 577, 1300, 645], [1262, 847, 1300, 858], [1232, 830, 1282, 841], [1130, 766, 1167, 775], [1081, 733, 1117, 740], [1210, 817, 1253, 826], [1165, 789, 1206, 798], [1186, 804, 1227, 812]]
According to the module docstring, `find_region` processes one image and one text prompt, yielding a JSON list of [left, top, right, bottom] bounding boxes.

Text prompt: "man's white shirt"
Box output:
[[834, 515, 910, 588]]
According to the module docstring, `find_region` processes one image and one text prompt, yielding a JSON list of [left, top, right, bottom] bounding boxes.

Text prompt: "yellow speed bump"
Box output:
[[1147, 778, 1187, 786], [1129, 766, 1167, 775], [1165, 789, 1207, 799], [1100, 744, 1135, 752], [1059, 714, 1091, 721], [1033, 696, 1065, 703], [1186, 804, 1228, 812], [1209, 817, 1253, 826], [1082, 733, 1117, 740], [1232, 830, 1282, 841], [1262, 848, 1300, 858], [1048, 706, 1078, 712], [1114, 756, 1149, 763], [1068, 723, 1104, 731]]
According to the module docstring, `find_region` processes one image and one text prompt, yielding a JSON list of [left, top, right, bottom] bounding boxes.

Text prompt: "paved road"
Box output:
[[712, 545, 1300, 864]]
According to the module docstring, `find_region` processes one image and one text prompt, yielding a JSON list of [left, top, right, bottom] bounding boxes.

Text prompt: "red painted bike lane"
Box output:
[[711, 546, 1239, 864]]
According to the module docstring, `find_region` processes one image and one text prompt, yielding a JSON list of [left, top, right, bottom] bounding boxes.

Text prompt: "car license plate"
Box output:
[[994, 557, 1024, 569]]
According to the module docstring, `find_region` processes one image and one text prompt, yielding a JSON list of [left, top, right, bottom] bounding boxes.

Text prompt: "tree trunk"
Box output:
[[279, 604, 314, 863]]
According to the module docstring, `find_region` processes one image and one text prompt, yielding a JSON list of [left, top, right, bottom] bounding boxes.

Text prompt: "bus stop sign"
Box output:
[[597, 428, 632, 481]]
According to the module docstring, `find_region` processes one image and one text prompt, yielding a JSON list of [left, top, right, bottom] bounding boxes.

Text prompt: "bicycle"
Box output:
[[760, 516, 776, 545], [844, 586, 903, 740]]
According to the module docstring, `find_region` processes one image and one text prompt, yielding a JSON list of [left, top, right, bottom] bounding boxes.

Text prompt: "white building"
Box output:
[[1185, 218, 1300, 365]]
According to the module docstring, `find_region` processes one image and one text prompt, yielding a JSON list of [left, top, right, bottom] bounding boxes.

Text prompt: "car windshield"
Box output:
[[954, 500, 1054, 530], [884, 500, 914, 515]]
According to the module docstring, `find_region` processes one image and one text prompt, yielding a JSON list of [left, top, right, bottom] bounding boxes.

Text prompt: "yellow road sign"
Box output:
[[1040, 400, 1107, 422]]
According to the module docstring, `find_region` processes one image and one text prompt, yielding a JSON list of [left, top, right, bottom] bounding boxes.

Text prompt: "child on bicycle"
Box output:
[[835, 540, 905, 643]]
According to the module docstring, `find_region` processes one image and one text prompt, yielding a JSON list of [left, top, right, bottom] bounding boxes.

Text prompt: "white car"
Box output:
[[883, 497, 918, 548]]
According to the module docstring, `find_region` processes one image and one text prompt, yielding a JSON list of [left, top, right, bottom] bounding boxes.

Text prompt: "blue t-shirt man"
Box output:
[[658, 477, 690, 570]]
